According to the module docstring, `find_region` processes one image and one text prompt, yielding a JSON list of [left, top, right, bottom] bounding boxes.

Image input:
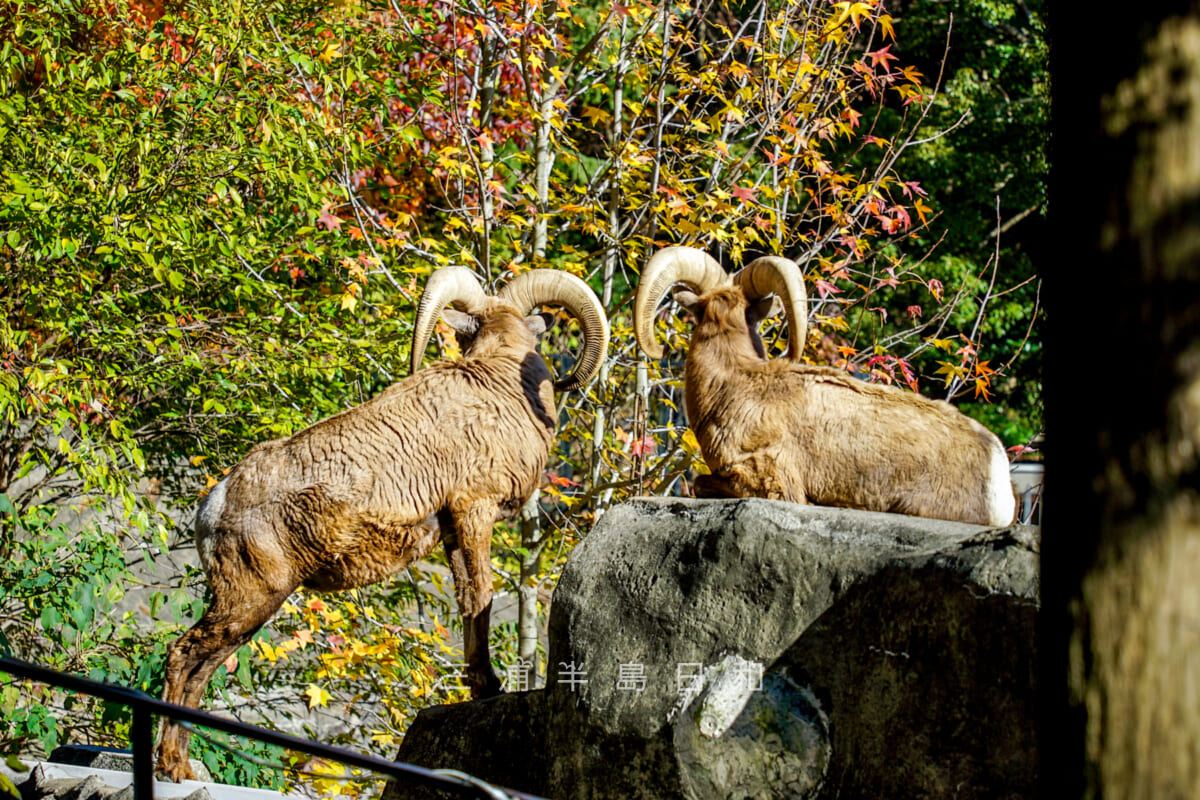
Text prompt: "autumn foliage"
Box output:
[[0, 0, 1041, 793]]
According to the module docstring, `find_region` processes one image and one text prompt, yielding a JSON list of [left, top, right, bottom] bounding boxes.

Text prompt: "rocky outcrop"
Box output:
[[390, 498, 1039, 800]]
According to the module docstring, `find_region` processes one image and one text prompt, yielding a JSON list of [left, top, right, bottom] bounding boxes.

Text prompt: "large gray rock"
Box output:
[[385, 691, 547, 800], [391, 498, 1039, 800]]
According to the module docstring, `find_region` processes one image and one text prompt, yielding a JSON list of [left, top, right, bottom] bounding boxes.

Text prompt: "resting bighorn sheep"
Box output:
[[155, 267, 609, 781], [634, 246, 1015, 526]]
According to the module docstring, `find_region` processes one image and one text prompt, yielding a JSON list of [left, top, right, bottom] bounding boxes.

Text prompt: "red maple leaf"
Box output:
[[865, 45, 899, 70], [630, 436, 655, 458], [317, 204, 343, 232], [875, 214, 902, 234], [731, 185, 757, 203], [814, 279, 843, 299]]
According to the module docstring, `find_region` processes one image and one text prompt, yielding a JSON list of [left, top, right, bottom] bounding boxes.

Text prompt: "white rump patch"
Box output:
[[988, 445, 1016, 526], [195, 478, 228, 569]]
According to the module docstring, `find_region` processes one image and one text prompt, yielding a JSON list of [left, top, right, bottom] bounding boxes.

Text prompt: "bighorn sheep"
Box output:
[[634, 246, 1015, 526], [155, 267, 609, 781]]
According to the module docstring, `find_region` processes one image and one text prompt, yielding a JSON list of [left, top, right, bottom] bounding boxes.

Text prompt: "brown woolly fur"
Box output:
[[682, 287, 1016, 527], [154, 271, 608, 783]]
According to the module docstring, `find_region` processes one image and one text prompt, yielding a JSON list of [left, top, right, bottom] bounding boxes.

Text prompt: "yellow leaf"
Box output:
[[0, 774, 21, 799], [878, 14, 896, 41], [304, 684, 332, 709], [253, 640, 279, 663], [829, 1, 873, 30], [913, 197, 933, 225], [582, 106, 611, 126], [934, 362, 964, 387], [318, 43, 342, 64]]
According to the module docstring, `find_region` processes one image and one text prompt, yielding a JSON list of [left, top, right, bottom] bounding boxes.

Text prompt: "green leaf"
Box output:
[[39, 606, 61, 632]]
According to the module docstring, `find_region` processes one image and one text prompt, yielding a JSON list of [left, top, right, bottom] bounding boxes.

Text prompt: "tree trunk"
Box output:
[[517, 489, 543, 682], [1047, 4, 1200, 796]]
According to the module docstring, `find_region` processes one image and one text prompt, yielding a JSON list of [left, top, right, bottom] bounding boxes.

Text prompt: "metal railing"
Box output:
[[0, 656, 546, 800]]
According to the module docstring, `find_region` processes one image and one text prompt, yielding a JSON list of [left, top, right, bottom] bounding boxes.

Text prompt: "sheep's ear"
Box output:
[[441, 308, 480, 335], [524, 311, 555, 336], [672, 289, 703, 315], [746, 294, 784, 326]]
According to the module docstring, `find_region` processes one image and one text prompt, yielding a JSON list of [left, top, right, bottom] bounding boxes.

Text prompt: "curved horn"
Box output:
[[734, 255, 808, 361], [410, 266, 489, 376], [633, 246, 730, 360], [498, 270, 610, 392]]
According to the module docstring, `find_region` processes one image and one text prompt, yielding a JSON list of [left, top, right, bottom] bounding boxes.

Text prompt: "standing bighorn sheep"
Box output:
[[154, 267, 609, 782], [634, 246, 1015, 526]]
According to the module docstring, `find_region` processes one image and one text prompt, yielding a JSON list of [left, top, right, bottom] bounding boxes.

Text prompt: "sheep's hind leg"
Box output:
[[444, 502, 503, 699], [156, 557, 297, 781]]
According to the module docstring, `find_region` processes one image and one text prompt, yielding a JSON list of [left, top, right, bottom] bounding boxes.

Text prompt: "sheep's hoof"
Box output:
[[471, 676, 504, 700], [154, 748, 197, 783], [155, 764, 197, 783]]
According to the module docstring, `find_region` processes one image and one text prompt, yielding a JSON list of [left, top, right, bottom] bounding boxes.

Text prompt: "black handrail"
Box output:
[[0, 656, 547, 800]]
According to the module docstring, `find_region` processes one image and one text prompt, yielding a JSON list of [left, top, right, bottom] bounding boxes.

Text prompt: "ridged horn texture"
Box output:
[[734, 255, 809, 361], [497, 269, 611, 392], [634, 246, 731, 359], [410, 266, 489, 376]]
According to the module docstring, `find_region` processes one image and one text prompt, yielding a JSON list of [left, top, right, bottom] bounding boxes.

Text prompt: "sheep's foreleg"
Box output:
[[444, 502, 503, 699], [695, 464, 803, 503], [694, 473, 740, 498]]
